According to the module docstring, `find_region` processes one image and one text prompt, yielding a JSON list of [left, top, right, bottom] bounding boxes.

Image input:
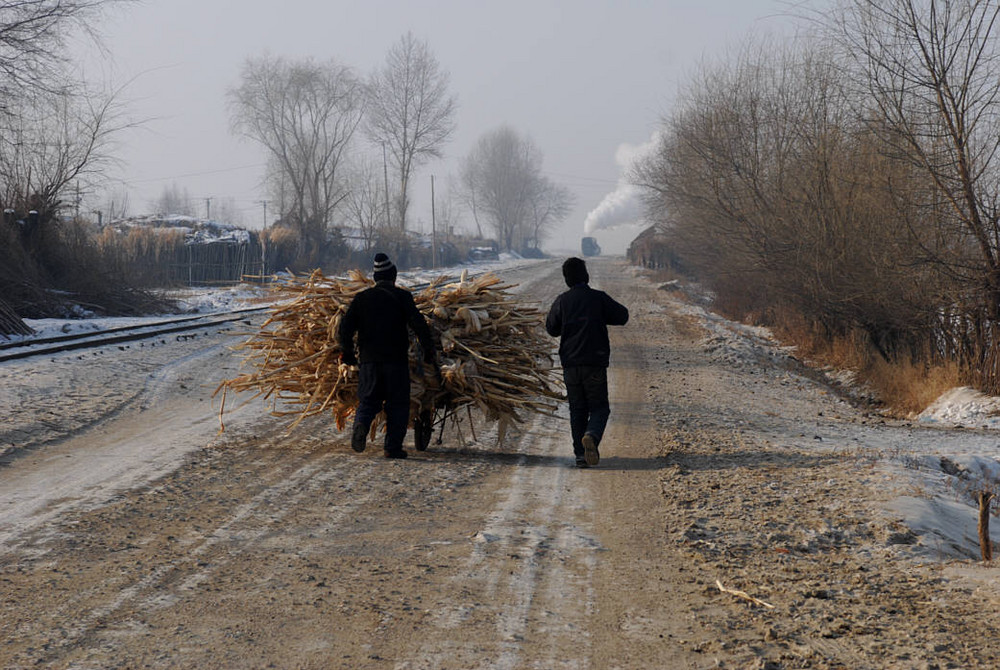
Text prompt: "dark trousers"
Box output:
[[354, 362, 411, 452], [563, 366, 610, 458]]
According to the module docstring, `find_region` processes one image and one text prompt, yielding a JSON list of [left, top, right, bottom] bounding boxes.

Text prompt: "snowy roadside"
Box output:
[[662, 281, 1000, 566]]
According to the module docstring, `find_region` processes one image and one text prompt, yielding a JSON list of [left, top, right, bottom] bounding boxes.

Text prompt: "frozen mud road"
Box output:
[[3, 258, 1000, 669]]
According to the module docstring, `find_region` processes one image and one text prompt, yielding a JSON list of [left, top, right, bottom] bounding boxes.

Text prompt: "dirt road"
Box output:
[[3, 258, 1000, 669]]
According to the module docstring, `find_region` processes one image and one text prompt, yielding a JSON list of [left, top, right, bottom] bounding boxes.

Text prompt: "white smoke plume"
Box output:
[[583, 132, 661, 235], [582, 184, 642, 234]]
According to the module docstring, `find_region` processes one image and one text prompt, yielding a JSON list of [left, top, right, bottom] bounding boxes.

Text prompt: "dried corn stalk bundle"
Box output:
[[216, 269, 562, 438]]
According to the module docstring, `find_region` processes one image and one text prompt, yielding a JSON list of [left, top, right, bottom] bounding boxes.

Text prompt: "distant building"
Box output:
[[627, 226, 675, 270]]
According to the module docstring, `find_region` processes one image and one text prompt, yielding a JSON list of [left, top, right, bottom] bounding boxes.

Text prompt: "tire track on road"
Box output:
[[20, 449, 378, 666], [397, 409, 601, 670]]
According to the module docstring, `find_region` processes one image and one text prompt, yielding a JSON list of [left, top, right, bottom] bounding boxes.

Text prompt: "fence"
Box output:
[[164, 241, 266, 285]]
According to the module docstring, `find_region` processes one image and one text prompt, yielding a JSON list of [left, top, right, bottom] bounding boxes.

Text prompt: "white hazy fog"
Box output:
[[76, 0, 798, 256]]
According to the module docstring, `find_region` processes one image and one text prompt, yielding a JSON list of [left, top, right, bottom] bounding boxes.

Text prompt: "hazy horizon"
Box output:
[[74, 0, 801, 255]]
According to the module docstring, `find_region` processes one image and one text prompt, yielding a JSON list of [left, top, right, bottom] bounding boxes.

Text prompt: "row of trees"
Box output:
[[227, 34, 572, 262], [0, 7, 572, 323], [0, 0, 129, 224], [633, 0, 1000, 393]]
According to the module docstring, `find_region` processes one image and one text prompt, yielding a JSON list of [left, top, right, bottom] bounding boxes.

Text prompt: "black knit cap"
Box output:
[[373, 252, 397, 282], [562, 257, 589, 287]]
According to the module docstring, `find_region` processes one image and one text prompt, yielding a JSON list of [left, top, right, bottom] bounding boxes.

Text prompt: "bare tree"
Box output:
[[457, 160, 485, 238], [0, 82, 125, 220], [366, 32, 457, 231], [831, 0, 1000, 388], [153, 183, 195, 216], [633, 34, 946, 361], [0, 1, 128, 109], [433, 180, 462, 238], [0, 0, 137, 226], [228, 54, 364, 263], [460, 125, 571, 251], [0, 0, 161, 326], [210, 196, 244, 226], [343, 157, 388, 251], [525, 177, 573, 250]]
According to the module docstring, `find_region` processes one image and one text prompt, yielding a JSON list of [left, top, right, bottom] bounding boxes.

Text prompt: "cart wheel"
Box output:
[[414, 410, 433, 451]]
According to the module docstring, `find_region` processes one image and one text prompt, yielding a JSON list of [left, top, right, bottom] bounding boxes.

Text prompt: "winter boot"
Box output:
[[351, 422, 368, 453], [582, 433, 600, 467]]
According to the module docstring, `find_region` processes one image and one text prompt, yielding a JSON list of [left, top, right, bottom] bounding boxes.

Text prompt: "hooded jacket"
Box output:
[[338, 280, 435, 364], [545, 283, 629, 368]]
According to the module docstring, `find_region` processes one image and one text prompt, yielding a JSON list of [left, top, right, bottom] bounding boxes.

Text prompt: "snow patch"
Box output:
[[917, 386, 1000, 429]]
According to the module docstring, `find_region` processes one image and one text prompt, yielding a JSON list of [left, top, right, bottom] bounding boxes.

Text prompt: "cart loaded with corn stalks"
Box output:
[[215, 269, 563, 450]]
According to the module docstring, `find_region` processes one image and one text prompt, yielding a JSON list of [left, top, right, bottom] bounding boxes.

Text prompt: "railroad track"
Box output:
[[0, 261, 540, 365], [0, 306, 271, 363]]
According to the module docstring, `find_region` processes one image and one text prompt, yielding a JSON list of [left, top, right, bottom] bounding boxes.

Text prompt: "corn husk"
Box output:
[[215, 269, 562, 438]]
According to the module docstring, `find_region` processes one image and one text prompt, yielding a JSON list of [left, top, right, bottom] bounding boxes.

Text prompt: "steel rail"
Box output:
[[0, 308, 270, 363]]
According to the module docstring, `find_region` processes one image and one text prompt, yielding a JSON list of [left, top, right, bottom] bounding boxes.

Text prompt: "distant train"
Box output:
[[581, 236, 601, 257]]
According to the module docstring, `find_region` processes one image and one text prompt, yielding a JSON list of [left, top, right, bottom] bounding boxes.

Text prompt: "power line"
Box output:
[[121, 162, 266, 185]]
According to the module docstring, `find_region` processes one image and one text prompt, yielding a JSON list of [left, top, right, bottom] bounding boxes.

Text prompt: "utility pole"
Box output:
[[431, 175, 437, 268], [259, 199, 269, 228], [258, 200, 269, 277], [258, 199, 270, 277], [205, 197, 213, 220], [382, 142, 391, 230]]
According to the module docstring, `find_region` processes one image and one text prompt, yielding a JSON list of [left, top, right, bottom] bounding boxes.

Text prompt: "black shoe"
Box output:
[[575, 458, 589, 468], [351, 423, 367, 452], [384, 449, 408, 459], [582, 433, 600, 466]]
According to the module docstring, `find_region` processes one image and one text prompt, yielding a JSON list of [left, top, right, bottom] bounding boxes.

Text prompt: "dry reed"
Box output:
[[215, 269, 562, 440]]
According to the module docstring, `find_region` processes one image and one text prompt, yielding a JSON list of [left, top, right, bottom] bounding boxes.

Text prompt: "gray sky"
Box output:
[[79, 0, 800, 255]]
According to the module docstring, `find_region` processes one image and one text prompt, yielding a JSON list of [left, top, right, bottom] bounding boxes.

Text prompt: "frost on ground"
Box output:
[[6, 258, 1000, 668], [6, 259, 1000, 565], [663, 280, 1000, 566]]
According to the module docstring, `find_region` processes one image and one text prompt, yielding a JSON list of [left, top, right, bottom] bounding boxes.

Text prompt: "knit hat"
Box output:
[[562, 257, 589, 287], [373, 252, 397, 282]]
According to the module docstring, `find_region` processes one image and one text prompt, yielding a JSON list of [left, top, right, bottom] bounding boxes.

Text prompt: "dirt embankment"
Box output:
[[2, 258, 1000, 669]]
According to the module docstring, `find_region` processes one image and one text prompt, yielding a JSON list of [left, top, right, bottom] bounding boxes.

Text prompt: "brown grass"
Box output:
[[863, 357, 961, 417], [767, 307, 960, 417]]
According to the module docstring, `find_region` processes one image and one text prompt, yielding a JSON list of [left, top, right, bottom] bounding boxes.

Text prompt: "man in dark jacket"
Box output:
[[338, 252, 436, 459], [545, 257, 629, 467]]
